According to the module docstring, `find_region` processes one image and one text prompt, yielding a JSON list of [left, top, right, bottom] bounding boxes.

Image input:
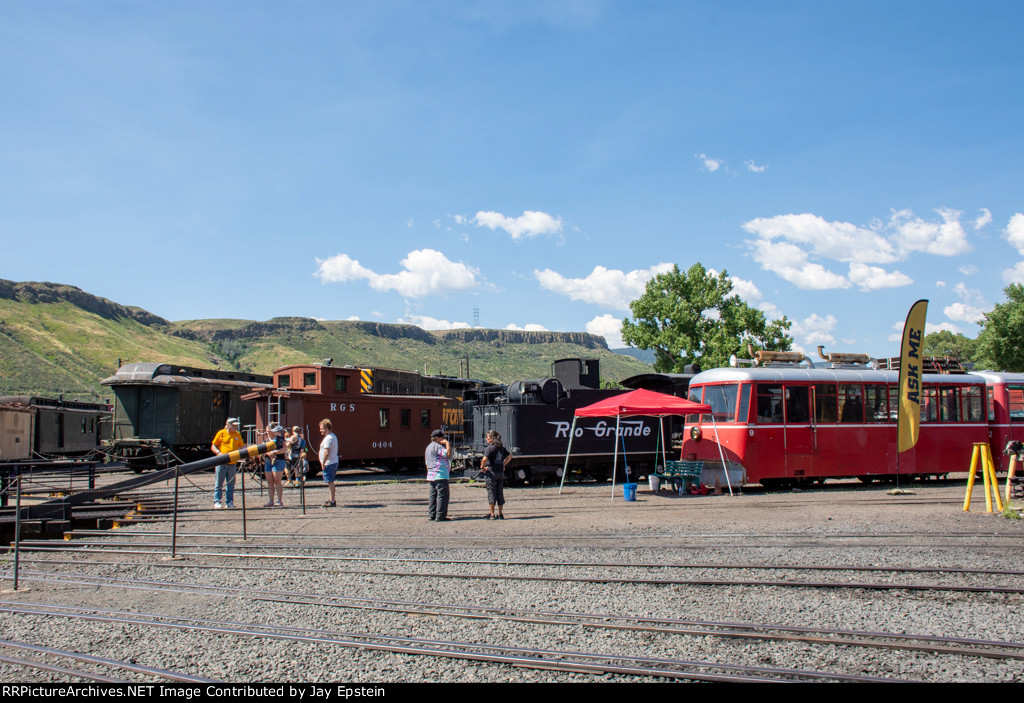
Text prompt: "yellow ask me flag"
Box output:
[[897, 300, 928, 453]]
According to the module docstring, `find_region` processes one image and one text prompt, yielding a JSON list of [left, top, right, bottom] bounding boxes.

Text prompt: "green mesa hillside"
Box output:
[[0, 280, 650, 401]]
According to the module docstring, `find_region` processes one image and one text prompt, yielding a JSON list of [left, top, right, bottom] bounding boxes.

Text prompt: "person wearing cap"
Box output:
[[425, 429, 451, 521], [264, 423, 288, 507], [210, 418, 244, 509]]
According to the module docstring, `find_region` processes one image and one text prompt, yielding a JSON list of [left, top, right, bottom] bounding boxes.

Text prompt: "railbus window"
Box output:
[[1008, 386, 1024, 422], [703, 384, 739, 422], [939, 387, 960, 422], [838, 384, 863, 423], [737, 384, 751, 424], [920, 386, 938, 422], [785, 386, 810, 423], [814, 384, 837, 423], [686, 386, 703, 424], [962, 386, 984, 422], [756, 384, 784, 424], [864, 384, 892, 423], [988, 388, 995, 422]]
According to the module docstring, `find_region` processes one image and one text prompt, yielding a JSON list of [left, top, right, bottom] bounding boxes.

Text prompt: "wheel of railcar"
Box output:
[[759, 478, 793, 490], [857, 475, 877, 484]]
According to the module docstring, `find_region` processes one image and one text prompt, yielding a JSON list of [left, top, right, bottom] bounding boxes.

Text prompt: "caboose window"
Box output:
[[379, 408, 390, 428], [401, 409, 411, 428], [335, 375, 348, 392], [304, 373, 317, 387], [421, 409, 430, 428], [277, 375, 291, 389], [756, 384, 784, 424]]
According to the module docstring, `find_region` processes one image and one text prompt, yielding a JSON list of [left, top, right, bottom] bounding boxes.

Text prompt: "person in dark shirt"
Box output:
[[480, 430, 512, 519]]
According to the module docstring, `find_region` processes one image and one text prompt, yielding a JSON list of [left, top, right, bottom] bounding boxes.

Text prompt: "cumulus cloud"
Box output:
[[1003, 261, 1024, 284], [944, 302, 986, 324], [314, 249, 479, 298], [403, 314, 471, 330], [953, 282, 985, 306], [471, 210, 563, 240], [744, 209, 974, 290], [1004, 213, 1024, 255], [847, 262, 913, 290], [505, 323, 548, 332], [534, 263, 674, 310], [974, 208, 992, 230], [708, 268, 762, 303], [744, 159, 766, 173], [696, 153, 723, 172], [586, 314, 625, 349], [959, 264, 978, 276], [789, 313, 837, 354]]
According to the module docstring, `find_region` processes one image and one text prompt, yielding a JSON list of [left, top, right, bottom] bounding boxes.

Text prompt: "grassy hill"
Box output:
[[0, 280, 650, 400]]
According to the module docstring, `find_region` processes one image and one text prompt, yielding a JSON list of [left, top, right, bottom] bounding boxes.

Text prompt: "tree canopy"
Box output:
[[621, 263, 793, 373], [921, 330, 979, 363], [976, 283, 1024, 371]]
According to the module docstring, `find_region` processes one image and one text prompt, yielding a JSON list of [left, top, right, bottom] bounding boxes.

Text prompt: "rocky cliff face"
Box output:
[[432, 328, 608, 348], [0, 279, 168, 326], [171, 317, 326, 342]]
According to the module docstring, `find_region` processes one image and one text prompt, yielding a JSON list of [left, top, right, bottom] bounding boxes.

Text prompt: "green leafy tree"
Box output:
[[921, 330, 978, 362], [621, 263, 793, 372], [976, 283, 1024, 371]]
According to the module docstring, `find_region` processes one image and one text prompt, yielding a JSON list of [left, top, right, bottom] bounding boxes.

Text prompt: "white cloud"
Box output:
[[944, 302, 986, 324], [403, 314, 471, 330], [586, 314, 624, 349], [758, 302, 784, 321], [534, 262, 674, 310], [696, 153, 723, 172], [314, 249, 479, 298], [472, 210, 563, 240], [789, 313, 837, 354], [889, 207, 971, 256], [927, 321, 964, 335], [744, 159, 766, 173], [974, 208, 992, 230], [847, 262, 913, 290], [748, 238, 850, 289], [505, 323, 548, 332], [744, 209, 974, 291], [958, 265, 978, 276], [1004, 213, 1024, 255], [936, 280, 947, 288], [708, 268, 761, 303], [1003, 261, 1024, 284], [953, 282, 985, 306]]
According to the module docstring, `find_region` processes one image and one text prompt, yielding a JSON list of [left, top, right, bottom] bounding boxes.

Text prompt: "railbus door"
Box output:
[[784, 385, 815, 479]]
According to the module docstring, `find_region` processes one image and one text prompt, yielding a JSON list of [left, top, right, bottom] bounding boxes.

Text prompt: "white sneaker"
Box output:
[[213, 502, 223, 509]]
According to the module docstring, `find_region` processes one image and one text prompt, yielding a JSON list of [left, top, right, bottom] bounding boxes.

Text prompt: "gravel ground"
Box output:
[[2, 472, 1023, 683]]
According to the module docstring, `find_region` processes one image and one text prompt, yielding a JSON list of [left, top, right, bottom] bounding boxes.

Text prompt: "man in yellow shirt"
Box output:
[[210, 418, 244, 509]]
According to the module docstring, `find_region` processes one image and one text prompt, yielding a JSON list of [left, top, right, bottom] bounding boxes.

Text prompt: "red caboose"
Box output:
[[242, 363, 461, 471]]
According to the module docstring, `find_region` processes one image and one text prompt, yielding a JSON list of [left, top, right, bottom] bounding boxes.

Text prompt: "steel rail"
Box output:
[[9, 570, 1024, 662], [0, 638, 214, 682], [18, 548, 1024, 578], [7, 548, 1023, 595], [0, 652, 127, 682], [0, 601, 908, 683]]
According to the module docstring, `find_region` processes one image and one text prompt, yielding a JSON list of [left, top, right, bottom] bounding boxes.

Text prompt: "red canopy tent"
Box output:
[[557, 388, 733, 497]]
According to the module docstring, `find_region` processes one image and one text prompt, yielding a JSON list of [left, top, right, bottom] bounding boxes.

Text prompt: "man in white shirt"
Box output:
[[319, 418, 340, 507]]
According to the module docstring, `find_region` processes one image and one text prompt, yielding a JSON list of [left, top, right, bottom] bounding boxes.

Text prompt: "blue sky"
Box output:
[[2, 1, 1022, 358]]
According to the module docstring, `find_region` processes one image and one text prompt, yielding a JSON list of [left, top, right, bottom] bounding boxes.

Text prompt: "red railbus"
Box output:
[[975, 372, 1024, 472], [680, 365, 990, 488]]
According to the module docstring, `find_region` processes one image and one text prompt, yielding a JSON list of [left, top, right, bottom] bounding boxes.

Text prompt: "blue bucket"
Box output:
[[623, 483, 638, 502]]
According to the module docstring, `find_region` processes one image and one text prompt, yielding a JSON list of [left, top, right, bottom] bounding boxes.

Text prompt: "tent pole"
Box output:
[[558, 417, 578, 495], [611, 415, 621, 501], [710, 415, 733, 496]]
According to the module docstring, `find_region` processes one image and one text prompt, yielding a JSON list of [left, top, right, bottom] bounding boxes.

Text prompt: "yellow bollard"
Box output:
[[1006, 456, 1018, 507], [963, 444, 980, 512], [964, 442, 1003, 513]]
